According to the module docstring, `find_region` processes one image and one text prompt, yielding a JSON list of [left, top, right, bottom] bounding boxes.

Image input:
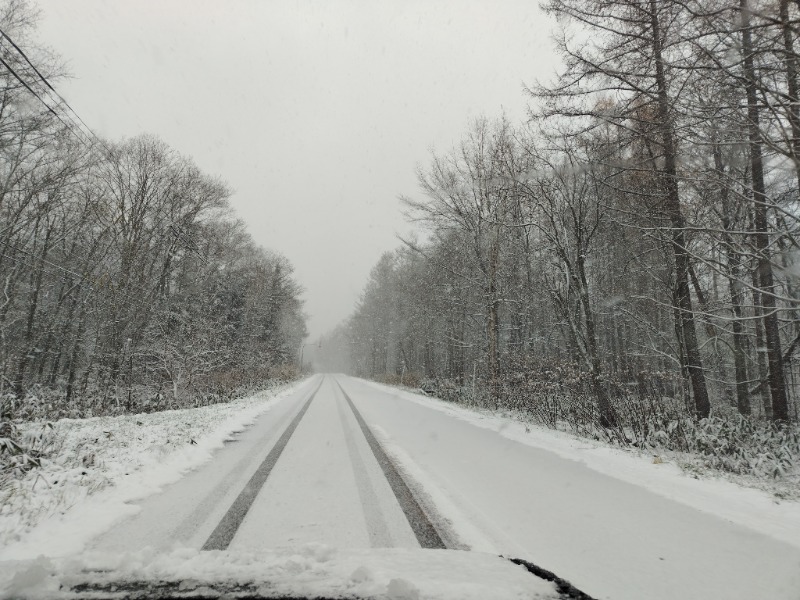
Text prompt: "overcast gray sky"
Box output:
[[34, 0, 558, 340]]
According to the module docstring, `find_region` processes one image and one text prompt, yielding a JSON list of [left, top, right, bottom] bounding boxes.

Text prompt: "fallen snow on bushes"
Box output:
[[0, 546, 558, 600], [0, 379, 309, 558], [360, 380, 800, 551]]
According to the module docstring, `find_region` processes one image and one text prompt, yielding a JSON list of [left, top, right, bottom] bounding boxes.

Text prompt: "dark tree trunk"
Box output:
[[13, 225, 52, 397], [649, 0, 710, 418], [780, 0, 800, 191], [486, 223, 501, 405], [751, 272, 773, 420], [575, 250, 616, 427], [741, 0, 790, 422], [729, 280, 750, 415], [714, 142, 751, 415]]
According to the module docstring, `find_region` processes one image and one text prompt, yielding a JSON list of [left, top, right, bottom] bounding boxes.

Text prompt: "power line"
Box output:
[[0, 30, 208, 264], [0, 31, 212, 273], [0, 25, 101, 146], [0, 26, 92, 134], [0, 29, 99, 148], [0, 52, 90, 145]]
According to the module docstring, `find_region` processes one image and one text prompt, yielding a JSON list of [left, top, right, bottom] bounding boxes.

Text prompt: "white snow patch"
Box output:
[[361, 379, 800, 551]]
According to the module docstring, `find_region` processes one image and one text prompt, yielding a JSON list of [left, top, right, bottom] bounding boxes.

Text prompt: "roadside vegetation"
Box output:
[[0, 1, 307, 477], [318, 0, 800, 488]]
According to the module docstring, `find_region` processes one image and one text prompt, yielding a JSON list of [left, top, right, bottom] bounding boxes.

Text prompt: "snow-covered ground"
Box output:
[[0, 378, 311, 558], [2, 374, 799, 600]]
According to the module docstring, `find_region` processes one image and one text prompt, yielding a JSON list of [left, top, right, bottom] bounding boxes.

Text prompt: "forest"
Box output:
[[0, 1, 307, 421], [317, 0, 800, 470]]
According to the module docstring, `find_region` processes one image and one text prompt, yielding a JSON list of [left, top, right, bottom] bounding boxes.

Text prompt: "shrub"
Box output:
[[0, 420, 54, 482]]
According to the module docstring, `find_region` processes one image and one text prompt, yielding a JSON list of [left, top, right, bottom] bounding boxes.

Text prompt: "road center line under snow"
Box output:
[[335, 378, 446, 549], [201, 376, 324, 551]]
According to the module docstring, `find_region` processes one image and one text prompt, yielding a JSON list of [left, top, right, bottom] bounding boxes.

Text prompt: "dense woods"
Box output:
[[0, 1, 306, 419], [320, 0, 800, 444]]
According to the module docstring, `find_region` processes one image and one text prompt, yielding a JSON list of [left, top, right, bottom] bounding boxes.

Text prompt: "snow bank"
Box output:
[[359, 379, 800, 551], [0, 546, 559, 600], [0, 379, 310, 560]]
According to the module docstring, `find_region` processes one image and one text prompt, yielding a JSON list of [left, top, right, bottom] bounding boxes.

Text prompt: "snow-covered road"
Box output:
[[88, 375, 422, 555], [82, 374, 800, 600], [341, 377, 800, 600]]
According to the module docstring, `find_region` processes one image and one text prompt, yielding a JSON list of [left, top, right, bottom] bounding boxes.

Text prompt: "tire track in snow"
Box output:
[[335, 378, 446, 549], [333, 386, 395, 547], [202, 376, 324, 550]]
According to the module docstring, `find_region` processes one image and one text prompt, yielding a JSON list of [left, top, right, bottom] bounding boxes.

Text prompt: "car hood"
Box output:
[[0, 546, 594, 599]]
